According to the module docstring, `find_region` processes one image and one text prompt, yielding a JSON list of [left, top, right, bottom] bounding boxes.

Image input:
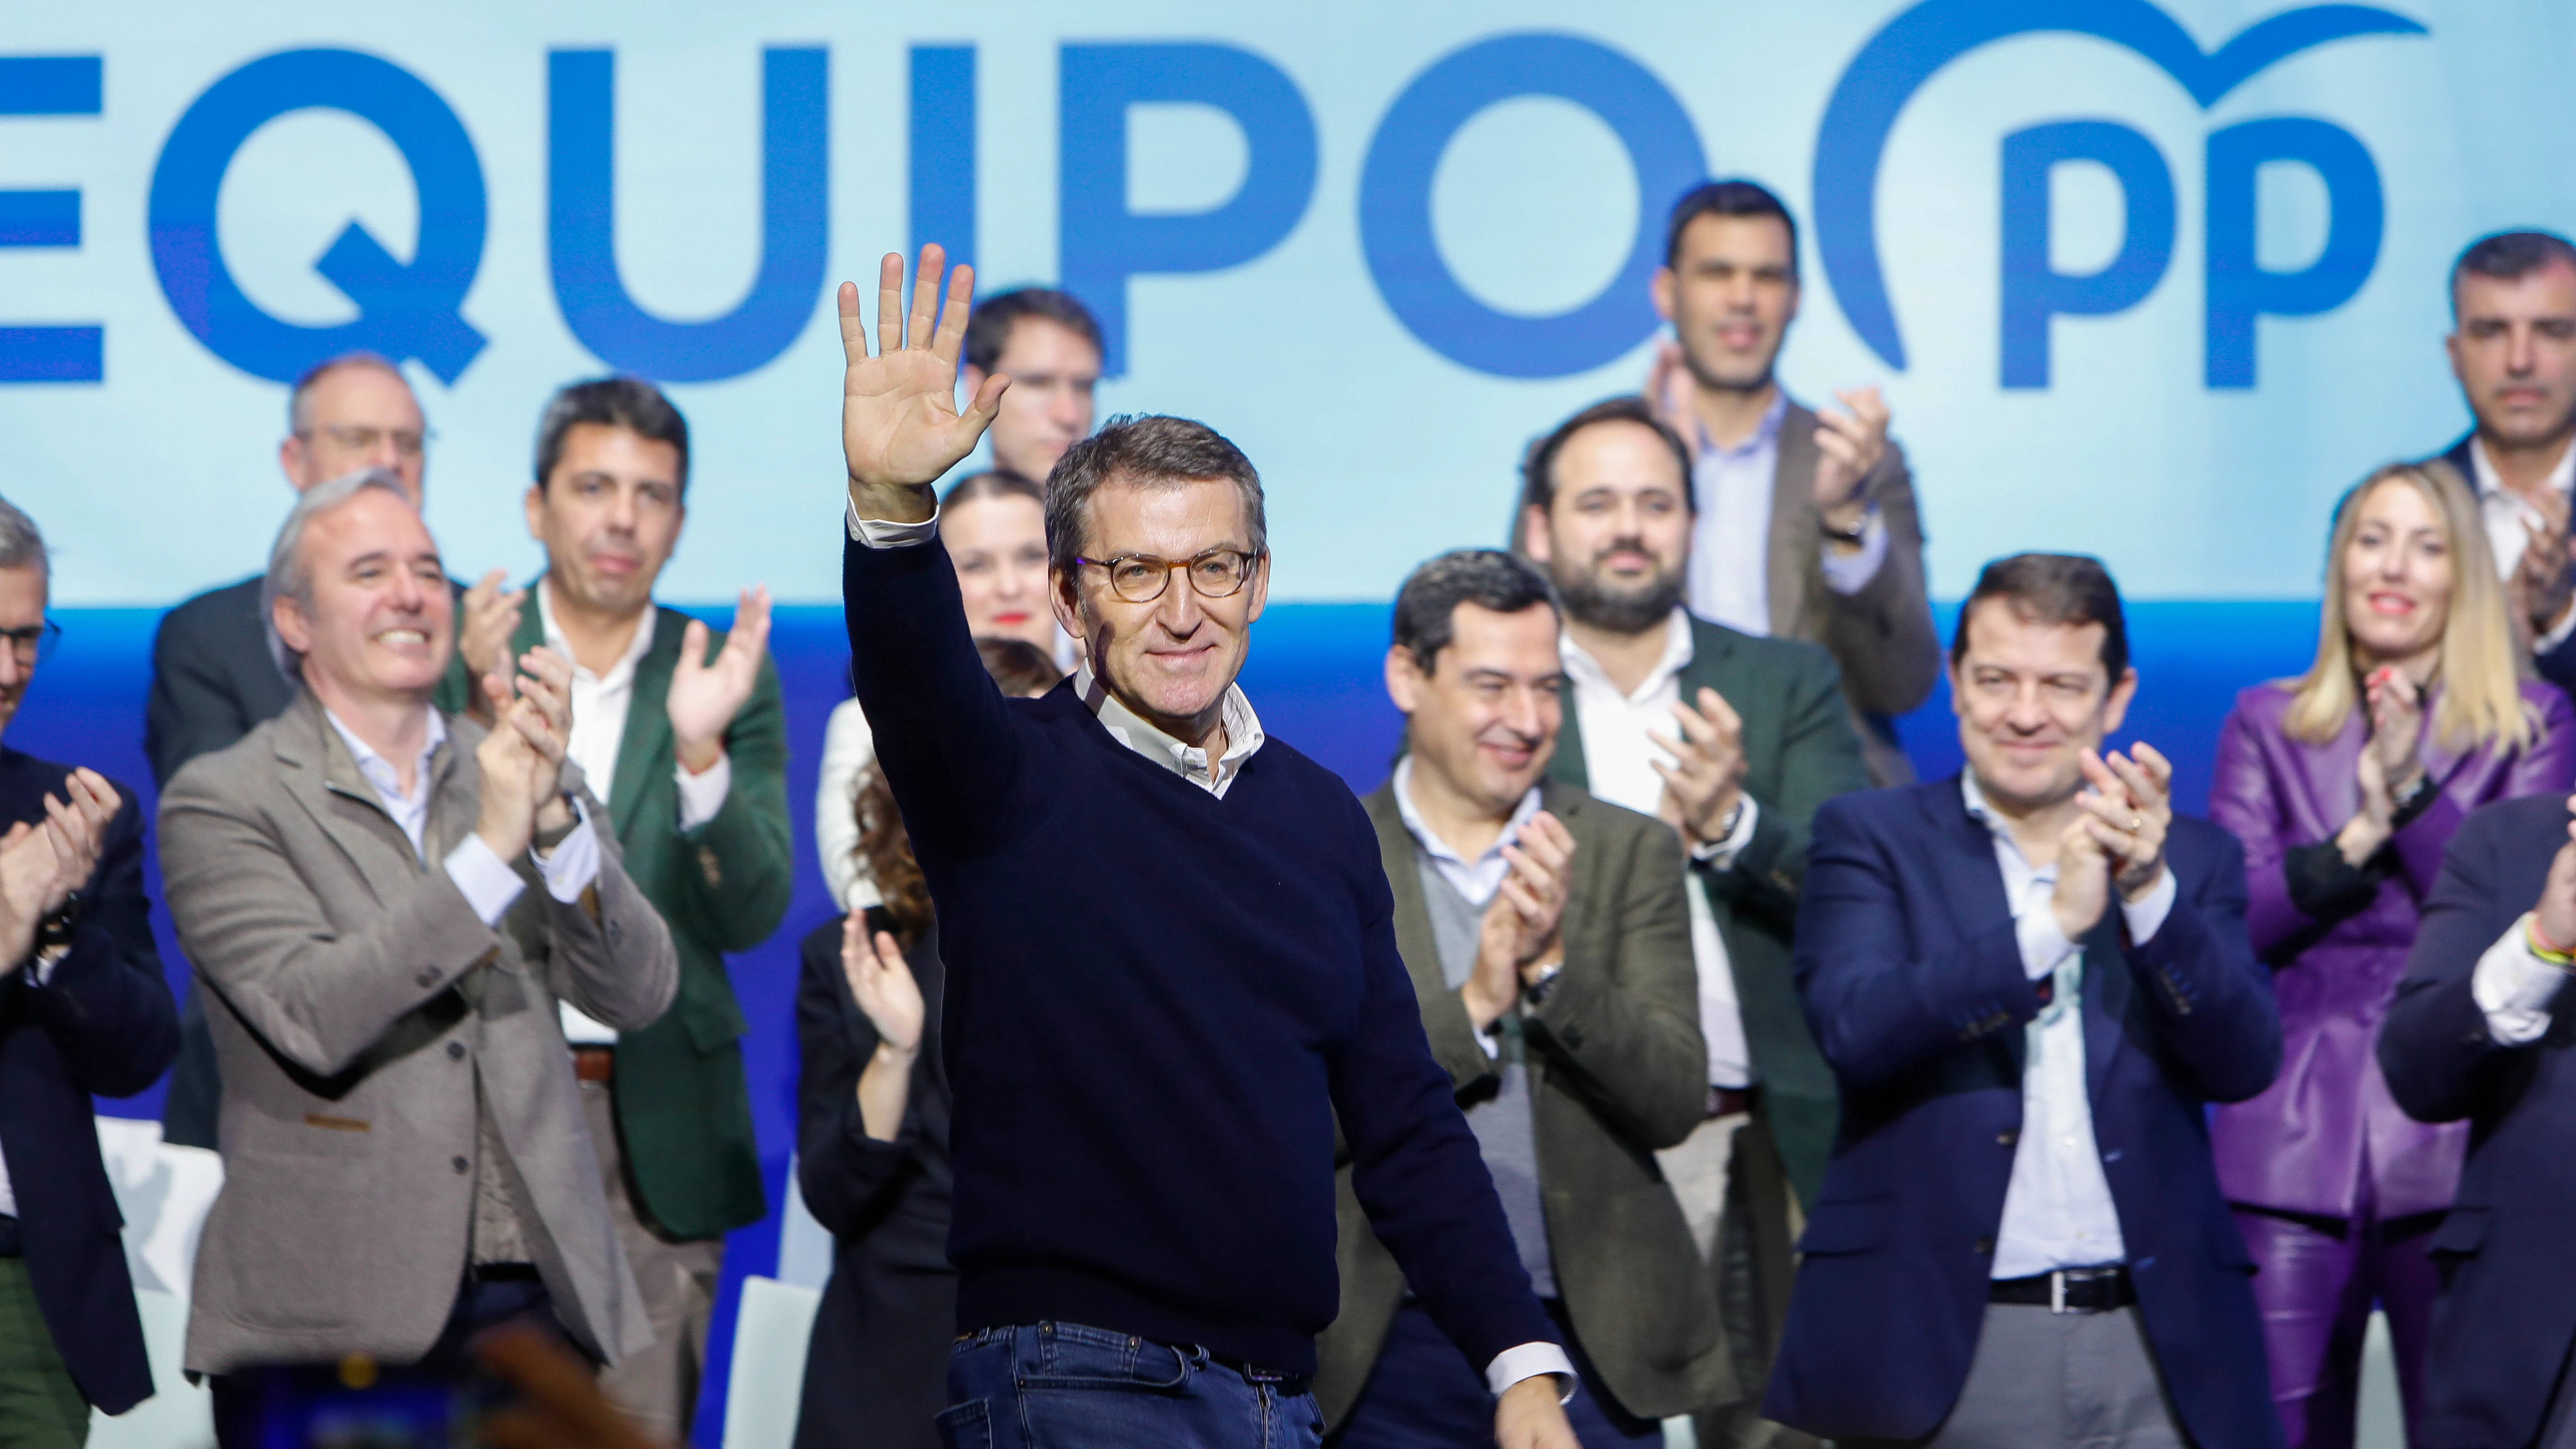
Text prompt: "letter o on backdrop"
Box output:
[[1359, 33, 1706, 379]]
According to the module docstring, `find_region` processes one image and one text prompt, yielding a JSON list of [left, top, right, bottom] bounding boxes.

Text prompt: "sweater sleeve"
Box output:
[[842, 531, 1025, 860], [1328, 798, 1557, 1376]]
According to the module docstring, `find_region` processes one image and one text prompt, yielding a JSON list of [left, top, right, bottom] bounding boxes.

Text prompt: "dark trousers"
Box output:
[[940, 1321, 1322, 1449], [209, 1268, 566, 1449], [1330, 1301, 1659, 1449]]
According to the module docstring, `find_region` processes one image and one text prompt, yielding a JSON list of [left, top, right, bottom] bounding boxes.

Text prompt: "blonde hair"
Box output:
[[2283, 462, 2533, 752]]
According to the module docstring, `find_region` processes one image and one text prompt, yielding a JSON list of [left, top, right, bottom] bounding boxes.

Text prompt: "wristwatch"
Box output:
[[1522, 958, 1566, 1006], [1820, 506, 1875, 545], [34, 890, 79, 955]]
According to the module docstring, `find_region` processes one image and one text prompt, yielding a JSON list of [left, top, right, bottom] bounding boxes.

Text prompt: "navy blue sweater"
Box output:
[[843, 532, 1554, 1376]]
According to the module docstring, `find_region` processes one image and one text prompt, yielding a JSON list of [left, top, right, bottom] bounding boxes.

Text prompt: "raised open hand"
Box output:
[[670, 588, 773, 773], [840, 246, 1010, 516]]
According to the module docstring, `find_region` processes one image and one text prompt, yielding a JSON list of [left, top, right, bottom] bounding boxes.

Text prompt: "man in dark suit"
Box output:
[[1318, 549, 1714, 1446], [2426, 231, 2576, 698], [2381, 792, 2576, 1447], [146, 352, 502, 1150], [0, 496, 180, 1444], [1519, 395, 1867, 1447], [453, 378, 791, 1441], [1768, 553, 2281, 1448]]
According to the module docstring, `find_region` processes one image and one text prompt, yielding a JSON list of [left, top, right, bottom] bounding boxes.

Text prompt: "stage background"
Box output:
[[0, 1, 2559, 1441]]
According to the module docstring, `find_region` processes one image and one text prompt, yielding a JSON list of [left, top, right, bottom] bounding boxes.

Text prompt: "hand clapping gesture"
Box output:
[[1811, 386, 1892, 524], [840, 246, 1010, 518], [458, 569, 528, 719], [0, 768, 118, 971], [843, 915, 926, 1142], [475, 646, 577, 861], [1650, 687, 1747, 850], [668, 587, 774, 775], [1463, 812, 1576, 1031], [2052, 743, 2175, 940], [2341, 666, 2427, 863], [2512, 486, 2575, 642]]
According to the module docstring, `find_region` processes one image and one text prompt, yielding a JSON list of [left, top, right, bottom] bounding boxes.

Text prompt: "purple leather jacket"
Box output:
[[2206, 679, 2576, 1220]]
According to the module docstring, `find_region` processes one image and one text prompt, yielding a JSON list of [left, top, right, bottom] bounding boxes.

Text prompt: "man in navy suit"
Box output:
[[0, 495, 180, 1445], [1765, 553, 2281, 1448], [2381, 792, 2576, 1447]]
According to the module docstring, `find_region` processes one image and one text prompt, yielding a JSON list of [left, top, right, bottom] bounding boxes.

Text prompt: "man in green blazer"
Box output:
[[1521, 396, 1868, 1448], [465, 378, 792, 1441], [1317, 548, 1718, 1444]]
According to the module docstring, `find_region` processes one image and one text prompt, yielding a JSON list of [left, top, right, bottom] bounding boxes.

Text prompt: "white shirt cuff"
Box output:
[[2016, 906, 2079, 982], [2120, 867, 2178, 946], [675, 751, 733, 831], [2475, 914, 2568, 1046], [27, 947, 62, 986], [1690, 797, 1761, 869], [534, 805, 604, 903], [1484, 1341, 1577, 1401], [1474, 1022, 1501, 1060], [2538, 599, 2576, 655], [845, 496, 942, 547], [559, 1002, 619, 1045], [445, 834, 528, 926], [1819, 509, 1890, 595]]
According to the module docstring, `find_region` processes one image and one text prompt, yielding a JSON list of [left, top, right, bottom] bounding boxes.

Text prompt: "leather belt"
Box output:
[[1991, 1265, 2134, 1313], [1707, 1085, 1757, 1119], [571, 1046, 615, 1084]]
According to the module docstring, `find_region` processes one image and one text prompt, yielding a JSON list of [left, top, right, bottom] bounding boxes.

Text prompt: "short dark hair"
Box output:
[[966, 288, 1105, 374], [2450, 230, 2576, 318], [534, 377, 691, 493], [1392, 549, 1560, 674], [1045, 415, 1267, 577], [1521, 395, 1696, 516], [1665, 179, 1799, 273], [941, 469, 1043, 511], [1951, 553, 2130, 680]]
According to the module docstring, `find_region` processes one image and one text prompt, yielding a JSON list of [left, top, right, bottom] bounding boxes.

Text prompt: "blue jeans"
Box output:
[[939, 1321, 1325, 1449]]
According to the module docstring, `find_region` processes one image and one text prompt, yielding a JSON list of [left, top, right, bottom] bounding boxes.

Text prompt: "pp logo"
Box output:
[[1813, 0, 2425, 389]]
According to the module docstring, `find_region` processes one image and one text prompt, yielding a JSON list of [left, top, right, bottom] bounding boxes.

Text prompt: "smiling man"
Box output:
[[2432, 231, 2576, 698], [1768, 553, 2281, 1449], [837, 247, 1579, 1449], [462, 377, 792, 1441], [1314, 548, 1709, 1449]]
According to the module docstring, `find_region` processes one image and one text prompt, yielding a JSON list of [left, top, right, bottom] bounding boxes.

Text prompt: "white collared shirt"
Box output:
[[1683, 391, 1887, 636], [2470, 435, 2576, 654], [318, 706, 603, 928], [1962, 773, 2175, 1279], [537, 580, 731, 1044], [1390, 756, 1542, 908], [1559, 610, 1758, 1088], [849, 494, 1573, 1401], [2471, 913, 2575, 1044]]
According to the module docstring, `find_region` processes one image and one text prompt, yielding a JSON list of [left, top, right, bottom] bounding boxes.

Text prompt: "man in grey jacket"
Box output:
[[158, 469, 677, 1443]]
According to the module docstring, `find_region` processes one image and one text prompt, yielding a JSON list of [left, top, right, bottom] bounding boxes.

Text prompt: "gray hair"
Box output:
[[0, 495, 46, 583], [1043, 414, 1268, 579], [260, 467, 419, 682]]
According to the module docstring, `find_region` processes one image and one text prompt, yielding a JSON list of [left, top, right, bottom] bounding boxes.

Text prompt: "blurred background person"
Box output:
[[0, 496, 178, 1447], [2208, 462, 2574, 1449], [1518, 395, 1866, 1448], [816, 470, 1059, 913], [960, 287, 1103, 487], [156, 471, 677, 1448], [1644, 180, 1937, 786], [457, 377, 791, 1442], [1315, 550, 1711, 1448], [2430, 231, 2576, 698], [792, 638, 1062, 1449]]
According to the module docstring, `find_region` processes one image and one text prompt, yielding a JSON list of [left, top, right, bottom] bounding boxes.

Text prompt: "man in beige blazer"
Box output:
[[1318, 550, 1718, 1445], [158, 470, 676, 1440]]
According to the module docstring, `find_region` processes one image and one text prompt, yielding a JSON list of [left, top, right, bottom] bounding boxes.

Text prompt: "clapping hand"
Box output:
[[1463, 812, 1575, 1030], [1649, 687, 1747, 850], [475, 648, 577, 861], [459, 570, 527, 720], [2363, 665, 2427, 796], [2074, 744, 2174, 903], [669, 588, 773, 775], [840, 246, 1010, 521], [1811, 386, 1891, 521], [841, 915, 925, 1061], [2513, 486, 2575, 642], [2531, 795, 2576, 954], [0, 769, 117, 971]]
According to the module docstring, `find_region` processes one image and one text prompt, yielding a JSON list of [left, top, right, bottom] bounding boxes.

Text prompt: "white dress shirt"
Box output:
[[814, 700, 882, 911], [1683, 391, 1887, 637], [1961, 773, 2176, 1279], [2471, 913, 2576, 1045], [539, 580, 730, 1044], [1560, 610, 1759, 1088], [2470, 435, 2576, 654], [849, 494, 1571, 1399]]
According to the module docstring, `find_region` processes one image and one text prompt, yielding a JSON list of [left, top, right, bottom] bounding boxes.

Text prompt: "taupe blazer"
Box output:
[[159, 692, 679, 1375], [1768, 398, 1939, 788], [1317, 779, 1724, 1425]]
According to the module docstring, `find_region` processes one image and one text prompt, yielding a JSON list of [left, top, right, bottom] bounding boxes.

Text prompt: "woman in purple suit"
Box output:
[[2211, 460, 2576, 1449]]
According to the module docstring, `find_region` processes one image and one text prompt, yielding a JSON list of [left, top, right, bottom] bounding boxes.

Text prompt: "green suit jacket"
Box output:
[[513, 590, 792, 1240], [1317, 778, 1723, 1426], [1548, 613, 1867, 1206]]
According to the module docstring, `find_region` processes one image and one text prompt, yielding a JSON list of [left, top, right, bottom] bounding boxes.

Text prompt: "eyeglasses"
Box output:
[[1073, 548, 1263, 604], [0, 620, 59, 665], [299, 424, 432, 458]]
